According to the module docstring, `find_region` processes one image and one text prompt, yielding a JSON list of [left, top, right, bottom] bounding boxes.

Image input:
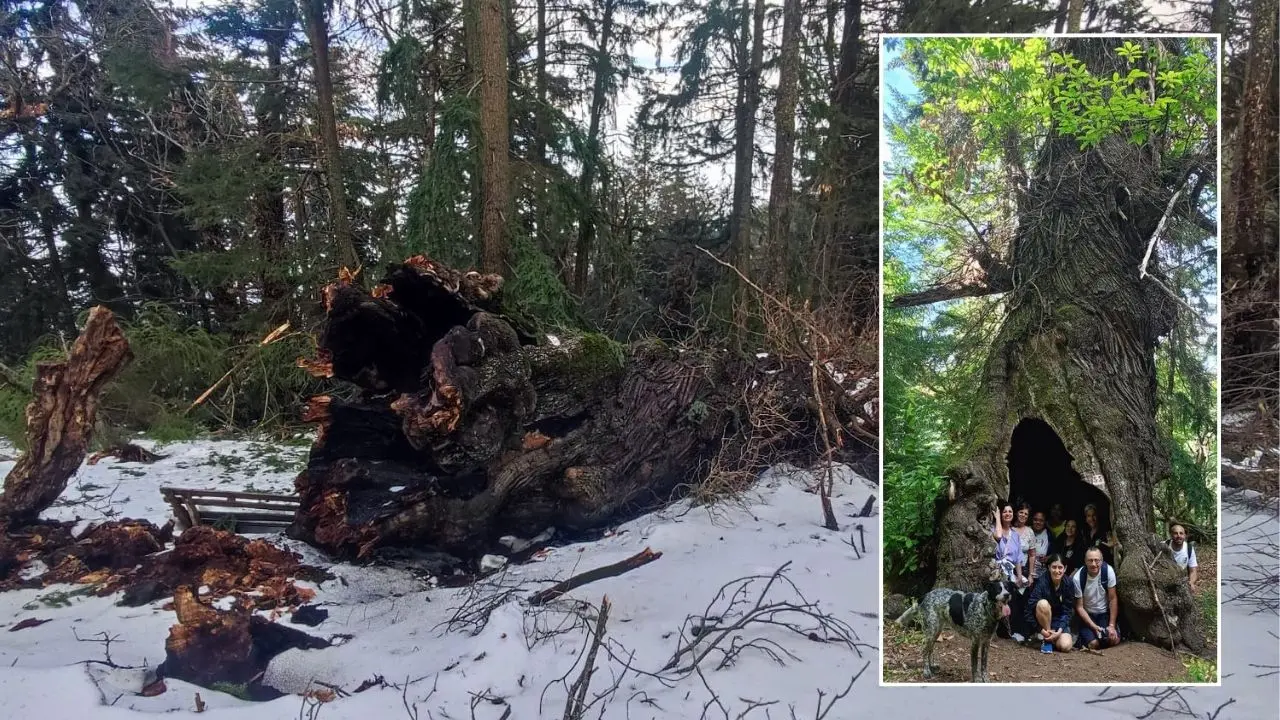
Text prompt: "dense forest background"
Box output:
[[0, 0, 1274, 451]]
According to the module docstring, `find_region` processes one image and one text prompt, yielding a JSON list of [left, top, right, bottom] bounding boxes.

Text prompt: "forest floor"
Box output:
[[882, 552, 1220, 684], [0, 437, 1273, 717]]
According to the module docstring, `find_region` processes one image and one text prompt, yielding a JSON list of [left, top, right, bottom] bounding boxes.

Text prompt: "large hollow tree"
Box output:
[[886, 37, 1217, 651]]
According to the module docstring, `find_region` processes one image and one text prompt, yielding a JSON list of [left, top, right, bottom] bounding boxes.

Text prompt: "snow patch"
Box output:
[[0, 440, 1274, 719]]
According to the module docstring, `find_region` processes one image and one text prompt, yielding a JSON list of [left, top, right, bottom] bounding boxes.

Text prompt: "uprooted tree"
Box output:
[[887, 37, 1217, 652], [289, 257, 876, 563]]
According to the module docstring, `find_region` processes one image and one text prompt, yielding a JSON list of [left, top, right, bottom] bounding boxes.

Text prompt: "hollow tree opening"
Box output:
[[1006, 418, 1109, 529]]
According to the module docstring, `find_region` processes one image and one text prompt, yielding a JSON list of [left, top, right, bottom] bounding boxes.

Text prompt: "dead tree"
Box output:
[[1, 306, 132, 526]]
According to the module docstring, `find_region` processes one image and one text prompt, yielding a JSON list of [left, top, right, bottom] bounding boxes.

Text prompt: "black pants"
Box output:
[[1001, 587, 1030, 638]]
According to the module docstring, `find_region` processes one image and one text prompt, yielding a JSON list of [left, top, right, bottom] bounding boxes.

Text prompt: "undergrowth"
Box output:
[[0, 304, 326, 449]]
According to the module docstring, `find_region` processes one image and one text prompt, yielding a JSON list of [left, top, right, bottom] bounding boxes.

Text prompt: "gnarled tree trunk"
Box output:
[[928, 39, 1209, 653], [289, 257, 746, 561], [1, 306, 132, 526]]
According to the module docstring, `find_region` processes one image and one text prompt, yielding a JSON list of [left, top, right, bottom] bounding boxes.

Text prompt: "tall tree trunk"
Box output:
[[1224, 0, 1276, 262], [1066, 0, 1084, 31], [1221, 0, 1279, 403], [824, 0, 877, 327], [931, 37, 1207, 655], [255, 29, 290, 320], [572, 0, 614, 296], [766, 0, 801, 295], [726, 0, 765, 331], [301, 0, 358, 270], [1209, 0, 1229, 36], [470, 0, 512, 275]]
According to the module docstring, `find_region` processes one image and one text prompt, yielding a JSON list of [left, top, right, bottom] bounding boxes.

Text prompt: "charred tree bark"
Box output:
[[931, 39, 1208, 653], [290, 257, 742, 560], [1, 307, 132, 526]]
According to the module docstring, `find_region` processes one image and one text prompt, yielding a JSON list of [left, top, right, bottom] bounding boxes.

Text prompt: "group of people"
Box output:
[[991, 499, 1200, 653]]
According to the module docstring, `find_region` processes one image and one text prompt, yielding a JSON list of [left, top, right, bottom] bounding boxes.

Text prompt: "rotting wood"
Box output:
[[0, 306, 132, 525], [289, 256, 873, 561]]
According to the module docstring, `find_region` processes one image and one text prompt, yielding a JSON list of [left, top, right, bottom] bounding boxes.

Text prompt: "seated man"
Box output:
[[1073, 547, 1120, 650], [1025, 554, 1077, 652], [1168, 522, 1199, 591]]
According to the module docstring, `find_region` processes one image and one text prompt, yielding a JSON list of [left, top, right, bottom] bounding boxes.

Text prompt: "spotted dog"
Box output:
[[895, 581, 1013, 682]]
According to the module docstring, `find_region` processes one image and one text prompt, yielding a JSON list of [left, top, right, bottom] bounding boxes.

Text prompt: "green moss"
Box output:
[[210, 682, 254, 701], [566, 333, 626, 383]]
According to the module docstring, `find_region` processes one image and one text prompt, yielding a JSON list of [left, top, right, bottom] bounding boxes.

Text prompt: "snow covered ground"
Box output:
[[1, 440, 1277, 720]]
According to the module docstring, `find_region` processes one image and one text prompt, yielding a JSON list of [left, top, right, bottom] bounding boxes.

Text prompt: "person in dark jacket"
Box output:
[[1082, 503, 1118, 567], [1024, 554, 1078, 652], [1051, 519, 1088, 573]]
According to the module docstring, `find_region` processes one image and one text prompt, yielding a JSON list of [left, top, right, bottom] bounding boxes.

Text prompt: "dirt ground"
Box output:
[[883, 551, 1220, 684]]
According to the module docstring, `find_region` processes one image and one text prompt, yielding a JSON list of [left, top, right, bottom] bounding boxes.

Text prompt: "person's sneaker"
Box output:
[[1011, 632, 1026, 643]]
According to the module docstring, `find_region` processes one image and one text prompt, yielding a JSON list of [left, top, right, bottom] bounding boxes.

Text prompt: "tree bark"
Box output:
[[572, 0, 615, 296], [727, 0, 765, 279], [472, 0, 512, 275], [765, 0, 801, 295], [0, 307, 132, 525], [823, 0, 878, 328], [1221, 0, 1279, 405], [300, 0, 359, 270], [931, 39, 1207, 653]]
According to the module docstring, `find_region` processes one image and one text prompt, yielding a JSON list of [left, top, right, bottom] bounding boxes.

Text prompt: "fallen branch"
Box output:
[[561, 596, 611, 720], [661, 562, 871, 676], [1142, 557, 1177, 654], [185, 322, 292, 415], [528, 548, 662, 606]]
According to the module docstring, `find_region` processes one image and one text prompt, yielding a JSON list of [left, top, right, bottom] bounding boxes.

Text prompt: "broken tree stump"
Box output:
[[289, 256, 874, 562], [0, 306, 132, 526], [289, 257, 745, 560]]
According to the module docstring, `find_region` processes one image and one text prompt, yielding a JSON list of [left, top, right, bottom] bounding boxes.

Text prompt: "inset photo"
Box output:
[[879, 35, 1221, 685]]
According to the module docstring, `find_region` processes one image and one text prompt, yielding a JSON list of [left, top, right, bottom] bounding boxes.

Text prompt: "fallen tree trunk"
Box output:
[[0, 306, 132, 526], [290, 258, 739, 559], [290, 256, 871, 562]]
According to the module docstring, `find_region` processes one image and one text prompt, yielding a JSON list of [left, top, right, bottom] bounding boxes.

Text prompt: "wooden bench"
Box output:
[[160, 487, 301, 535]]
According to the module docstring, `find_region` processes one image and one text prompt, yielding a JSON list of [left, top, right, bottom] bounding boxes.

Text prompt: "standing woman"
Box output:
[[1052, 518, 1087, 573], [993, 501, 1029, 642], [1014, 500, 1038, 583], [1082, 503, 1118, 567]]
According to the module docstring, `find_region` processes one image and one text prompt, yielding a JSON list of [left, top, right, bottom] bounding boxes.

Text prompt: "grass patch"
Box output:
[[22, 586, 97, 610], [209, 682, 253, 701], [1177, 655, 1217, 683]]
